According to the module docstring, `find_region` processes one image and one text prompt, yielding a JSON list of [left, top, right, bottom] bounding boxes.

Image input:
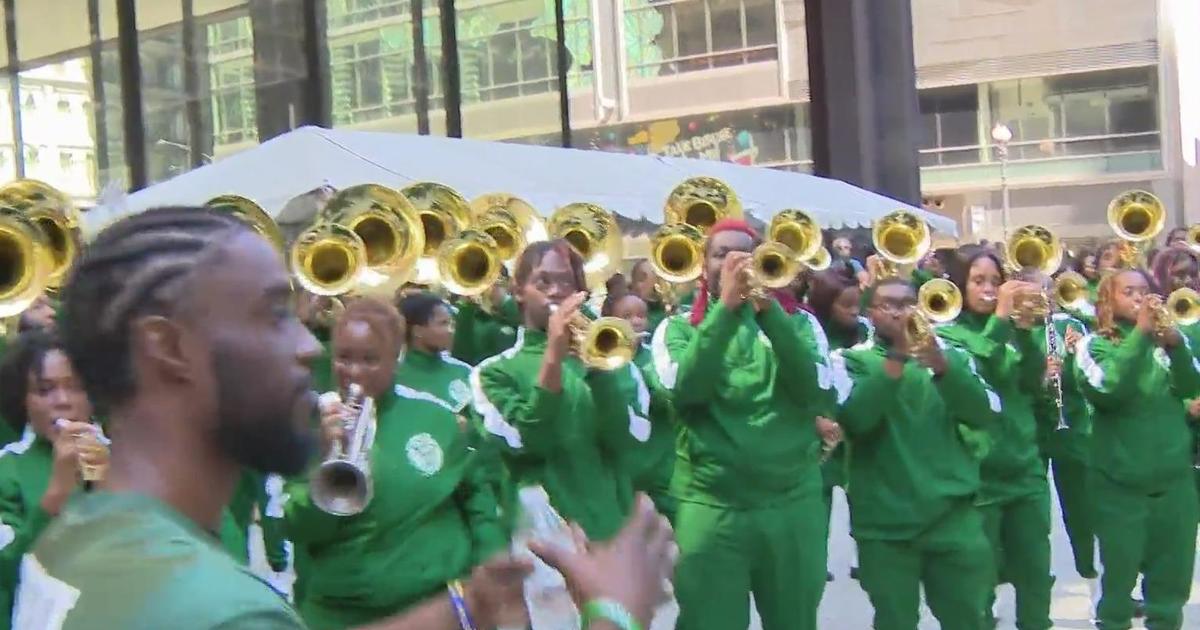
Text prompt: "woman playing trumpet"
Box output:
[[1075, 268, 1200, 629], [0, 331, 105, 627], [935, 248, 1054, 630], [283, 297, 508, 630]]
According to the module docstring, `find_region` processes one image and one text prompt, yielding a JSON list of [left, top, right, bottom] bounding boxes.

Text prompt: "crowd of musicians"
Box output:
[[0, 176, 1196, 630]]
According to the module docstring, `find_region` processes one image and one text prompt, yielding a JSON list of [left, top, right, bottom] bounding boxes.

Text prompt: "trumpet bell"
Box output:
[[437, 229, 503, 297], [0, 179, 80, 292], [664, 177, 743, 231], [290, 222, 369, 296], [1054, 271, 1090, 310], [401, 182, 471, 284], [0, 209, 52, 318], [1167, 287, 1200, 327], [750, 241, 801, 290], [548, 203, 623, 289], [311, 459, 373, 516], [1007, 225, 1063, 274], [917, 278, 962, 324], [873, 210, 931, 267], [804, 246, 832, 272], [318, 184, 425, 282], [469, 193, 548, 264], [580, 316, 638, 371], [205, 194, 285, 254], [649, 222, 705, 284], [768, 210, 823, 262], [1107, 190, 1165, 243]]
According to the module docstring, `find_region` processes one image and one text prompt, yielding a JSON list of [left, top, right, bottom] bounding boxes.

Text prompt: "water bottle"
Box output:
[[511, 486, 580, 630]]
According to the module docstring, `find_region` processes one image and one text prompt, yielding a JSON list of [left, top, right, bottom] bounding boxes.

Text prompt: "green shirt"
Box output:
[[831, 338, 995, 540], [395, 349, 473, 410], [608, 345, 673, 500], [651, 301, 836, 508], [0, 429, 52, 629], [937, 313, 1047, 505], [17, 492, 303, 629], [1075, 323, 1200, 493], [452, 298, 520, 366], [471, 327, 635, 540], [284, 386, 505, 624]]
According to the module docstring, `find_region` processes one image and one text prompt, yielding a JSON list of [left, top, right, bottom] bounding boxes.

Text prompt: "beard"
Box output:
[[211, 347, 317, 477]]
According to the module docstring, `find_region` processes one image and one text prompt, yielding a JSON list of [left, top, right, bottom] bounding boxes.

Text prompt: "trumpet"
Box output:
[[56, 419, 109, 482], [649, 222, 705, 313], [1161, 288, 1200, 330], [1006, 225, 1062, 275], [436, 229, 503, 297], [311, 384, 376, 516], [744, 241, 801, 299], [551, 304, 637, 371], [767, 210, 823, 262], [1054, 271, 1091, 311], [906, 279, 961, 354]]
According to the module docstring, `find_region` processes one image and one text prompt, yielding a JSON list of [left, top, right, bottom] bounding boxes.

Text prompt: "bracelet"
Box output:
[[581, 599, 643, 630], [446, 580, 476, 630]]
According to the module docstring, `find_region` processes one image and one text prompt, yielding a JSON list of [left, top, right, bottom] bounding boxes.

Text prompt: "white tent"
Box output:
[[88, 126, 956, 236]]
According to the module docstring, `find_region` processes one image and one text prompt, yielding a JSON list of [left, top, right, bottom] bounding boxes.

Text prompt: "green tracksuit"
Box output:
[[651, 301, 835, 630], [609, 344, 676, 522], [470, 327, 637, 541], [831, 338, 996, 630], [646, 299, 670, 336], [311, 327, 334, 396], [284, 386, 506, 630], [938, 313, 1053, 630], [0, 337, 22, 448], [395, 348, 474, 410], [1075, 323, 1200, 629], [451, 298, 520, 366], [0, 429, 53, 629], [1031, 313, 1097, 579], [1178, 321, 1200, 498], [819, 317, 872, 517]]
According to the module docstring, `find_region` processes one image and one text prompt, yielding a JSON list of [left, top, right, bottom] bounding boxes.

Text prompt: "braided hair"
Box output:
[[60, 207, 247, 413], [1094, 267, 1157, 341]]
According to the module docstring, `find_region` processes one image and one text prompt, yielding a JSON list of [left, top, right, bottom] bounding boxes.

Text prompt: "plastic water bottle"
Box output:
[[511, 486, 580, 630]]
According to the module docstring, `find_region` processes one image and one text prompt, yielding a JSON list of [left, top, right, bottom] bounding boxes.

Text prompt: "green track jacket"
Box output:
[[283, 385, 506, 617], [1074, 323, 1200, 493], [470, 327, 639, 541], [830, 337, 997, 540], [650, 300, 836, 508]]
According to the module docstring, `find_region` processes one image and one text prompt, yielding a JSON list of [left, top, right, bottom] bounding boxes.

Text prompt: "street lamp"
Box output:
[[991, 122, 1013, 239]]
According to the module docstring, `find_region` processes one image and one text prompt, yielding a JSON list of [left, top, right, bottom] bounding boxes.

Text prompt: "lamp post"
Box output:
[[991, 122, 1013, 240]]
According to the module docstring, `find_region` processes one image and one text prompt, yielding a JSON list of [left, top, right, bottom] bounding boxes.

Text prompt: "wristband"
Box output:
[[581, 599, 643, 630], [446, 580, 476, 630]]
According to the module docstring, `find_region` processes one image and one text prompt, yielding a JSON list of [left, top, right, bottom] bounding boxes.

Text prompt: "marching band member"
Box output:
[[451, 270, 520, 366], [0, 294, 60, 447], [602, 290, 677, 522], [470, 240, 639, 540], [936, 248, 1053, 630], [806, 268, 868, 580], [1021, 268, 1097, 582], [396, 292, 475, 410], [652, 218, 834, 630], [285, 296, 507, 629], [0, 331, 101, 628], [830, 277, 996, 630], [629, 259, 671, 332], [1075, 267, 1200, 629]]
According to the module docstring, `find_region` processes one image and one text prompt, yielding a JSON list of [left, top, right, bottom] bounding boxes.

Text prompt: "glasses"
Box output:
[[872, 299, 916, 314]]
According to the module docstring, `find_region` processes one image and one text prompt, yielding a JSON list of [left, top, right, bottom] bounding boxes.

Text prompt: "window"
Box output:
[[625, 0, 778, 77], [918, 85, 979, 166], [60, 151, 74, 170]]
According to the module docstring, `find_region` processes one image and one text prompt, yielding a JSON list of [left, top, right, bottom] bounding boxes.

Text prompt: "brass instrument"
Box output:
[[205, 194, 286, 254], [649, 222, 705, 284], [1164, 288, 1200, 328], [436, 229, 503, 297], [293, 184, 425, 297], [401, 182, 471, 284], [745, 241, 801, 298], [1054, 271, 1090, 311], [312, 384, 376, 516], [872, 210, 931, 278], [468, 193, 547, 265], [552, 304, 637, 371], [1108, 190, 1165, 267], [906, 279, 962, 353], [767, 210, 823, 262], [664, 177, 743, 232], [547, 203, 624, 289], [0, 179, 80, 294], [53, 418, 108, 482], [804, 246, 832, 272], [0, 208, 53, 318], [1185, 224, 1200, 255], [1006, 225, 1063, 274]]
